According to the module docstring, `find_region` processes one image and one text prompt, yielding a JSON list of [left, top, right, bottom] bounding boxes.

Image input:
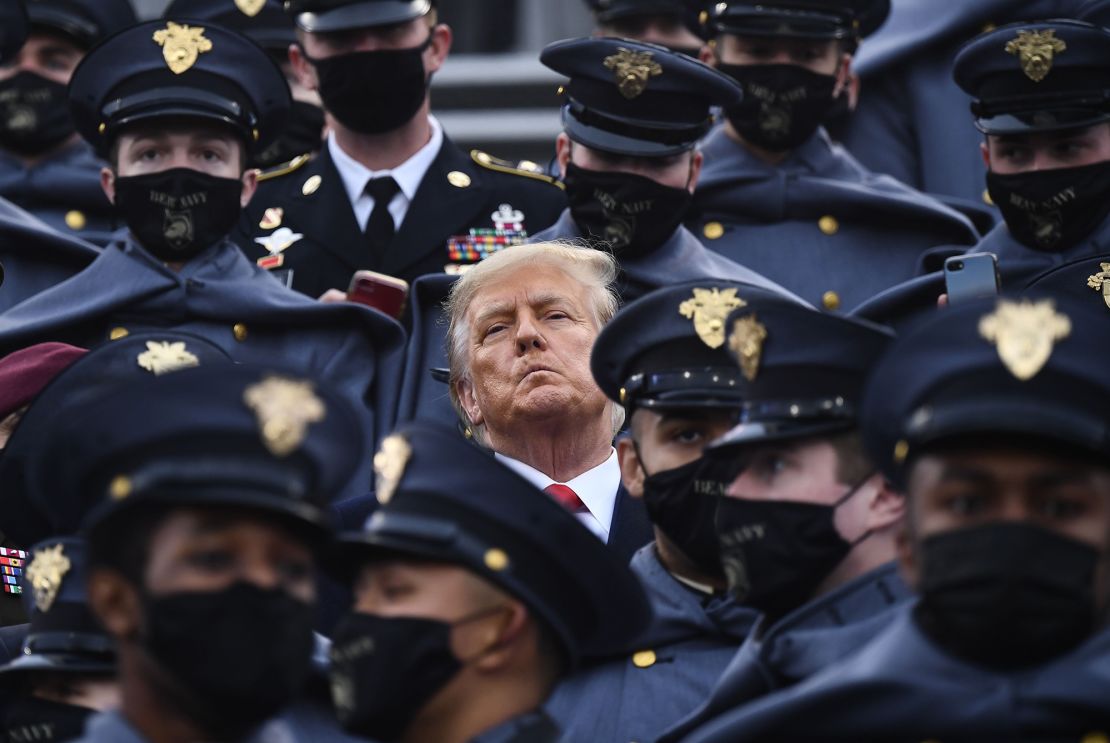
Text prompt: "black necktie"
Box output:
[[364, 176, 400, 264]]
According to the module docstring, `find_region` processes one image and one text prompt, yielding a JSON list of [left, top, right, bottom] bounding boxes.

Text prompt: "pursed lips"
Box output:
[[518, 363, 558, 382]]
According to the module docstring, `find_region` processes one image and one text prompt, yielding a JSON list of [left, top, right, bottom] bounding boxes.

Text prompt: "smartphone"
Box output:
[[944, 253, 999, 305], [347, 270, 409, 320]]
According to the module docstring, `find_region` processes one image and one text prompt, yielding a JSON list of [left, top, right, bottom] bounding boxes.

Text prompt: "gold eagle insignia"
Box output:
[[1087, 262, 1110, 310], [979, 299, 1071, 381], [25, 544, 72, 614], [679, 288, 747, 349], [153, 22, 213, 75], [1005, 29, 1066, 83], [729, 315, 769, 382], [243, 376, 327, 457], [603, 47, 663, 99], [235, 0, 266, 16], [137, 341, 201, 376], [374, 434, 412, 505]]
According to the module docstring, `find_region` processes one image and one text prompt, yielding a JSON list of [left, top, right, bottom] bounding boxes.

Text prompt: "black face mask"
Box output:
[[639, 451, 738, 578], [717, 63, 840, 152], [2, 696, 94, 743], [914, 522, 1101, 671], [329, 608, 504, 741], [140, 582, 316, 737], [986, 160, 1110, 252], [564, 162, 693, 259], [0, 71, 75, 157], [252, 101, 325, 169], [113, 168, 244, 262], [307, 37, 431, 135], [716, 473, 874, 617]]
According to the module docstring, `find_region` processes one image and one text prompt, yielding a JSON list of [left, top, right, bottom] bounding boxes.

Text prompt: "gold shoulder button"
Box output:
[[257, 153, 312, 183], [233, 323, 249, 342], [703, 221, 724, 240], [818, 215, 839, 235], [632, 650, 657, 668], [470, 150, 564, 190], [64, 210, 86, 231], [109, 327, 129, 341], [822, 291, 841, 311], [982, 189, 995, 206]]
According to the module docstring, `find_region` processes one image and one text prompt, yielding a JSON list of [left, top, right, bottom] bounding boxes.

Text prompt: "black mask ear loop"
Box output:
[[832, 468, 880, 548]]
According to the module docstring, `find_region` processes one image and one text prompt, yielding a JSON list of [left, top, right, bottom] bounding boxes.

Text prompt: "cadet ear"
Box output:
[[554, 133, 573, 180], [240, 167, 259, 208], [617, 436, 646, 498], [469, 601, 530, 674], [424, 23, 453, 76], [861, 476, 906, 534], [87, 567, 143, 641], [100, 167, 116, 205], [288, 43, 318, 92]]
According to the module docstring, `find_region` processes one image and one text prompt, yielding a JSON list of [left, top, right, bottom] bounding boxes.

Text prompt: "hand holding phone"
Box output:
[[346, 270, 409, 319], [944, 253, 999, 305]]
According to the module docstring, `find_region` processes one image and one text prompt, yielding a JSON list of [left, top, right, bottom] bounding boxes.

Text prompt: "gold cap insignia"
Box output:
[[137, 341, 201, 376], [26, 544, 72, 613], [979, 299, 1071, 381], [153, 22, 213, 75], [235, 0, 266, 16], [678, 287, 747, 349], [1005, 29, 1067, 83], [243, 376, 327, 457], [603, 47, 663, 99], [729, 314, 769, 382], [1087, 262, 1110, 310], [374, 434, 412, 505]]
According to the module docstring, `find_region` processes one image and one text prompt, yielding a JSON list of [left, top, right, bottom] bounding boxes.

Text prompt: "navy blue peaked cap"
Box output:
[[0, 332, 234, 547], [25, 0, 136, 49], [708, 0, 891, 41], [68, 19, 291, 156], [592, 280, 798, 412], [954, 19, 1110, 134], [285, 0, 434, 33], [860, 294, 1110, 487], [35, 364, 366, 546], [331, 421, 653, 666], [710, 296, 894, 455], [0, 538, 114, 683], [163, 0, 295, 52], [542, 36, 742, 156]]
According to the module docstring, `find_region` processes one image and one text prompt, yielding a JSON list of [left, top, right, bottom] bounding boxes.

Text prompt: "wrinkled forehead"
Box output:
[[465, 261, 595, 319]]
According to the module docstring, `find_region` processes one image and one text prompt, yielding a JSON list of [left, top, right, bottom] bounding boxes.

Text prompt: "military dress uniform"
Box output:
[[854, 18, 1110, 328], [237, 143, 567, 297], [536, 37, 801, 304], [328, 421, 654, 743], [233, 0, 567, 298], [0, 538, 115, 743], [676, 294, 1110, 742], [548, 281, 810, 743], [0, 18, 406, 454], [689, 1, 981, 312], [660, 294, 908, 742], [0, 0, 136, 245], [842, 0, 1106, 209]]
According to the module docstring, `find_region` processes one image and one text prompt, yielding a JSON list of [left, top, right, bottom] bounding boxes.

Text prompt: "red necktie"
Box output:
[[545, 484, 587, 514]]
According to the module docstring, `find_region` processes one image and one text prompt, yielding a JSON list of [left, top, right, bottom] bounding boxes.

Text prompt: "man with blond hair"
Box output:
[[445, 242, 652, 562]]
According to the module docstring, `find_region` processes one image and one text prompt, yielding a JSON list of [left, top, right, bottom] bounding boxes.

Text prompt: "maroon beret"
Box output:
[[0, 343, 88, 419]]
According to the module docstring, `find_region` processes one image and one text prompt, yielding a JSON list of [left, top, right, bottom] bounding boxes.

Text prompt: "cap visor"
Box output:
[[709, 419, 854, 456], [564, 111, 695, 158], [296, 0, 431, 33]]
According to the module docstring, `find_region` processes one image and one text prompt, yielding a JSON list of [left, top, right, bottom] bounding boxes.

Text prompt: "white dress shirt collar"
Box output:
[[495, 449, 620, 543], [327, 115, 444, 229]]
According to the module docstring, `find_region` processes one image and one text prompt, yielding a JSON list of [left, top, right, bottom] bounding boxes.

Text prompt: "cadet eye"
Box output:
[[1036, 495, 1088, 521], [672, 428, 705, 445], [187, 549, 235, 571], [278, 557, 313, 583], [944, 492, 987, 517]]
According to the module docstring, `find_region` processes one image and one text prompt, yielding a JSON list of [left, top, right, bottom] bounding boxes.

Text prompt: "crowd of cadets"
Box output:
[[0, 0, 1109, 741]]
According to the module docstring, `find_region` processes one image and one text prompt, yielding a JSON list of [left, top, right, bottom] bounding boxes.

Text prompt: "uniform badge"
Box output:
[[254, 227, 305, 271], [235, 0, 266, 16], [729, 314, 769, 382], [137, 341, 201, 376], [259, 207, 284, 230], [679, 288, 747, 349], [153, 22, 213, 75], [374, 434, 412, 505], [447, 171, 472, 189], [491, 204, 525, 231], [1087, 263, 1110, 310], [603, 47, 663, 99], [25, 544, 71, 613], [243, 376, 327, 457], [979, 299, 1072, 381], [1005, 29, 1067, 83]]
